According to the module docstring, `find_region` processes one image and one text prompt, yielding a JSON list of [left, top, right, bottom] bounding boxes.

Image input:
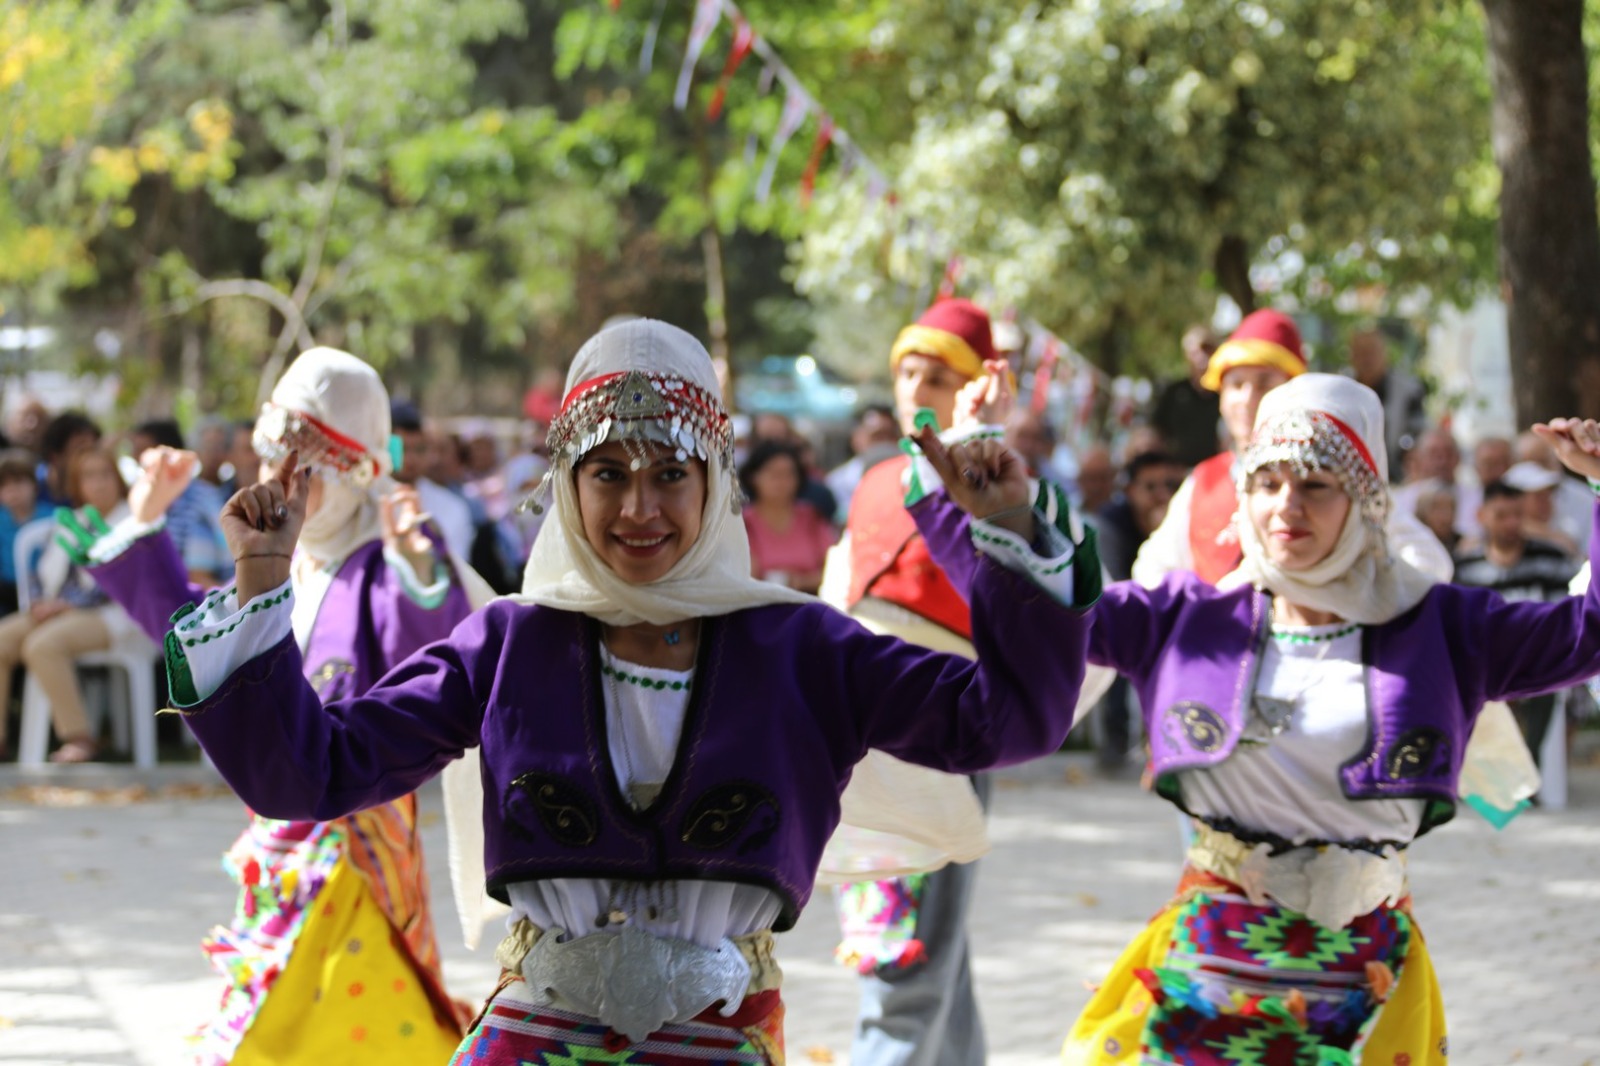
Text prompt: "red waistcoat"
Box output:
[[846, 456, 972, 639], [1188, 452, 1242, 585]]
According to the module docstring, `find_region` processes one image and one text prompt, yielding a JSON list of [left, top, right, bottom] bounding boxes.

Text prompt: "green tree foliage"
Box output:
[[796, 0, 1499, 375], [7, 0, 635, 414], [166, 0, 627, 397], [0, 0, 198, 299]]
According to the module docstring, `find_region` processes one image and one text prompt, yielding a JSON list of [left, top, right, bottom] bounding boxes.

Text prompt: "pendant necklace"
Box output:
[[1252, 621, 1359, 739]]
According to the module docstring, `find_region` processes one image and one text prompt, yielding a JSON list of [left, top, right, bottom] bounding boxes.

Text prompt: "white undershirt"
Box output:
[[505, 648, 783, 948], [1180, 622, 1426, 846]]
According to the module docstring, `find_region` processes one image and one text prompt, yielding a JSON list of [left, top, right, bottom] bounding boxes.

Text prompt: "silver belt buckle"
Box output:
[[522, 925, 753, 1043]]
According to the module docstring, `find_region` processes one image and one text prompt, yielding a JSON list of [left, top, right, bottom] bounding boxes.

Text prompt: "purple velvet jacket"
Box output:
[[170, 499, 1090, 929], [89, 527, 470, 701], [921, 492, 1600, 837]]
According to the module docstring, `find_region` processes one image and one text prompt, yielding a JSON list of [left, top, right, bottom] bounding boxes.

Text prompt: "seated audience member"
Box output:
[[38, 412, 101, 508], [1504, 458, 1582, 557], [0, 450, 51, 615], [1414, 479, 1461, 555], [741, 439, 837, 594], [0, 447, 147, 762]]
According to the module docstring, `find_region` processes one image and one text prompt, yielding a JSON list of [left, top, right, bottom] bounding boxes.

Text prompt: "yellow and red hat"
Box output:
[[1200, 309, 1307, 392], [890, 298, 996, 382]]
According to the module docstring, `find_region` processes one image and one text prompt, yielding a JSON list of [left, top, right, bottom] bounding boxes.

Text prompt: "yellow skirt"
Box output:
[[1062, 874, 1448, 1065]]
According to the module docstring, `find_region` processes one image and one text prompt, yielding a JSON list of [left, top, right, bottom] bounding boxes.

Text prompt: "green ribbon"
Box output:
[[897, 408, 942, 506], [53, 505, 111, 566]]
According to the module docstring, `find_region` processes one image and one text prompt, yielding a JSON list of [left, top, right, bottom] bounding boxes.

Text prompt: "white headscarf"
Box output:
[[256, 347, 394, 566], [1220, 373, 1436, 624], [514, 319, 811, 626]]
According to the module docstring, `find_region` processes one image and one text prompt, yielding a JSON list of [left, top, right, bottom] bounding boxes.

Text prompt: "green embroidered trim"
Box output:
[[601, 661, 693, 692], [179, 586, 293, 647], [164, 629, 200, 708], [970, 523, 1074, 575], [1587, 476, 1600, 498], [1072, 521, 1103, 608], [1271, 622, 1361, 644]]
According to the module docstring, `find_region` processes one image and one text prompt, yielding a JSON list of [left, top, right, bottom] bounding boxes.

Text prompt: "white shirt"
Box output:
[[1180, 622, 1426, 846]]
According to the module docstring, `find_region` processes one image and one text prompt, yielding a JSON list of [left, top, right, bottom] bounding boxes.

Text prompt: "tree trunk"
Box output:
[[1482, 0, 1600, 425], [691, 110, 733, 409], [1214, 234, 1256, 315]]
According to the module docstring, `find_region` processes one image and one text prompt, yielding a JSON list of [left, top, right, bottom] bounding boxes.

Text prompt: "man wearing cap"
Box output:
[[1132, 309, 1308, 586], [822, 298, 1091, 1066]]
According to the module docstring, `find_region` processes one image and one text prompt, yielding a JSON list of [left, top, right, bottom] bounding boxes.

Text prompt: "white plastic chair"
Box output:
[[12, 517, 161, 768]]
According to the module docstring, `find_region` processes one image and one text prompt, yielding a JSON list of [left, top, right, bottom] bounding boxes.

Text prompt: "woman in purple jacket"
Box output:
[[155, 318, 1096, 1064], [62, 348, 478, 1064], [927, 372, 1600, 1064]]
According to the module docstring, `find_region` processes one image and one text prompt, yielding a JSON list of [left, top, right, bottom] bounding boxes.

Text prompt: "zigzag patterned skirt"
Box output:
[[448, 973, 785, 1065], [1064, 869, 1449, 1066]]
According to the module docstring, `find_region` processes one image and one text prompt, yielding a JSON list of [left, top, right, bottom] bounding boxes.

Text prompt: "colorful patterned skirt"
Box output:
[[449, 973, 786, 1065], [192, 797, 469, 1064], [1063, 869, 1448, 1066]]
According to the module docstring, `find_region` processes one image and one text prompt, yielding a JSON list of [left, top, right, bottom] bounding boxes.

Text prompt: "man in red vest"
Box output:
[[824, 298, 1082, 1066], [1132, 309, 1307, 585]]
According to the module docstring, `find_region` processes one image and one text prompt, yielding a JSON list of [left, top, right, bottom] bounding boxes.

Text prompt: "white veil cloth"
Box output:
[[1219, 373, 1436, 625], [253, 346, 394, 566], [513, 319, 811, 623]]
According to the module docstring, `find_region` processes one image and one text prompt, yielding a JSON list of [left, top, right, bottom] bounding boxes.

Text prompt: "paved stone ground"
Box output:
[[2, 755, 1597, 1066]]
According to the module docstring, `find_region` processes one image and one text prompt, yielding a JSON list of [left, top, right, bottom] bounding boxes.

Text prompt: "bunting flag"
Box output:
[[1031, 334, 1060, 415], [707, 15, 755, 120], [755, 80, 812, 202], [602, 0, 1117, 410], [799, 117, 834, 206], [743, 62, 778, 165], [937, 254, 965, 299], [638, 0, 668, 73], [674, 0, 724, 110]]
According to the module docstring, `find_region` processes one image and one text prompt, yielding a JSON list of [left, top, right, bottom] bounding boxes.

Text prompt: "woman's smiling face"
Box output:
[[575, 440, 707, 584], [1245, 462, 1353, 570]]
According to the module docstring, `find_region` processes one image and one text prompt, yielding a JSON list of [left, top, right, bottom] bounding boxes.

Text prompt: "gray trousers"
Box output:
[[849, 773, 991, 1066]]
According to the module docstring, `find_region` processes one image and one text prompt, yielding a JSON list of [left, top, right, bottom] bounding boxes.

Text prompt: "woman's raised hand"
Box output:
[[221, 452, 307, 601], [914, 423, 1035, 541], [1533, 418, 1600, 481], [380, 484, 437, 576], [129, 446, 199, 524], [951, 357, 1016, 431]]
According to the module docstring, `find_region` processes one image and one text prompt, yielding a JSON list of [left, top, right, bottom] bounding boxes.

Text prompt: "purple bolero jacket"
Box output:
[[170, 499, 1089, 929], [89, 526, 471, 700], [920, 492, 1600, 836]]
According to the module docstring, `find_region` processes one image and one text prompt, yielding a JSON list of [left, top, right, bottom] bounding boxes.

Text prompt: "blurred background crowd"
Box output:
[[1, 311, 1591, 796]]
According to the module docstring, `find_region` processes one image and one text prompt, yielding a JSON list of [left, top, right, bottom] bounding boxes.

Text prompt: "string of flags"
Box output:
[[605, 0, 1126, 439]]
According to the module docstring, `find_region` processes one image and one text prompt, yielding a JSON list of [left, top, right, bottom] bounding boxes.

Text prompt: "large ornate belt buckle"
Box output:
[[522, 925, 752, 1044]]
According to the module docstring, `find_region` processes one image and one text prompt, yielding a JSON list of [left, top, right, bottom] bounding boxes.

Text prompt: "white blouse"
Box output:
[[1180, 621, 1426, 847]]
